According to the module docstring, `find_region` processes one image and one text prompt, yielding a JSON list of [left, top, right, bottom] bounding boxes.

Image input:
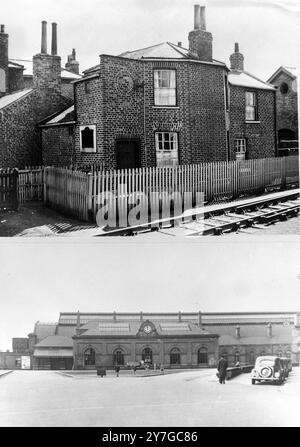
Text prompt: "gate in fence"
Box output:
[[0, 169, 18, 211]]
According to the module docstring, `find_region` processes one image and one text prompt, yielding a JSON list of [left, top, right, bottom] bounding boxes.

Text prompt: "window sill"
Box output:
[[80, 149, 96, 153], [245, 120, 261, 124], [152, 106, 180, 109]]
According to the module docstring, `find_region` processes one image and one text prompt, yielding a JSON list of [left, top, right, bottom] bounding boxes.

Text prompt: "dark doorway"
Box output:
[[142, 347, 153, 364], [116, 140, 140, 170]]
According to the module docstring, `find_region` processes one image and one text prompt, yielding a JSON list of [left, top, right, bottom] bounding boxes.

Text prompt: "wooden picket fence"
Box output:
[[18, 167, 44, 203], [44, 167, 91, 221], [0, 168, 18, 211], [43, 155, 299, 223]]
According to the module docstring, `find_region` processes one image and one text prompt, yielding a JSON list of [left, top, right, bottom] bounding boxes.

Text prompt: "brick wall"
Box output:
[[70, 55, 227, 169], [42, 124, 75, 166], [271, 72, 298, 139], [0, 90, 71, 168], [229, 85, 276, 159]]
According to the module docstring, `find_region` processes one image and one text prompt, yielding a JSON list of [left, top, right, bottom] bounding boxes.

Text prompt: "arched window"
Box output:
[[198, 347, 208, 365], [170, 348, 181, 365], [84, 348, 95, 366], [280, 82, 289, 94], [113, 349, 124, 366], [235, 351, 240, 363], [142, 347, 153, 364], [249, 351, 255, 364]]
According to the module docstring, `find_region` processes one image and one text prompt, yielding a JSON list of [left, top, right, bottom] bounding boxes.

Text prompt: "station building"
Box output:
[[2, 311, 300, 370], [41, 5, 277, 169]]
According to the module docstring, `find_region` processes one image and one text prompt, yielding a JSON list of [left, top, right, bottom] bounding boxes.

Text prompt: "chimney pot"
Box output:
[[200, 6, 206, 30], [41, 21, 47, 54], [51, 22, 57, 56], [1, 25, 5, 33], [177, 42, 182, 47], [235, 42, 239, 53], [194, 4, 201, 30]]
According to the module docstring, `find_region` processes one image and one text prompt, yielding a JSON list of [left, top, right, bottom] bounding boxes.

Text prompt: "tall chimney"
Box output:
[[0, 24, 8, 95], [198, 311, 202, 328], [51, 22, 57, 56], [41, 21, 47, 54], [188, 5, 213, 62], [194, 4, 201, 30], [200, 6, 206, 30], [230, 42, 244, 71]]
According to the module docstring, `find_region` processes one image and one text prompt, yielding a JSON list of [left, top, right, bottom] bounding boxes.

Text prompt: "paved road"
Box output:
[[0, 368, 300, 427]]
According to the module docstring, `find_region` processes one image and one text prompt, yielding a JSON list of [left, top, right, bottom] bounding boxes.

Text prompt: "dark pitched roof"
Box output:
[[34, 335, 73, 348]]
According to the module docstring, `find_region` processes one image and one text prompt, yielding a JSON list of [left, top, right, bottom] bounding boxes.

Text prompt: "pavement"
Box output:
[[0, 370, 13, 378], [0, 368, 300, 427]]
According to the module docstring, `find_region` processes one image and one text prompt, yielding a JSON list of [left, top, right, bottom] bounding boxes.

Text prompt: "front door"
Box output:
[[116, 140, 139, 170]]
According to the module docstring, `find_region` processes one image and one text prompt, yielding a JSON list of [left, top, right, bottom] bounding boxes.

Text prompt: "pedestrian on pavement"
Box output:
[[217, 355, 228, 384], [115, 365, 120, 377], [133, 366, 137, 375]]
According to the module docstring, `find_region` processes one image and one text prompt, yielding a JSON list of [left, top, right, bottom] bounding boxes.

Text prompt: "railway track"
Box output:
[[182, 190, 300, 236], [96, 188, 299, 237]]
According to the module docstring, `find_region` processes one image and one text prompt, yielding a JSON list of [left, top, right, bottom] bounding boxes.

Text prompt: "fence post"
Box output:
[[280, 157, 287, 190], [43, 167, 47, 204], [87, 172, 93, 220]]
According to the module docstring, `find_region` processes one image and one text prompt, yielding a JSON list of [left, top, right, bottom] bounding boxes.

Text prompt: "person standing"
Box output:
[[115, 365, 120, 377], [217, 355, 228, 384]]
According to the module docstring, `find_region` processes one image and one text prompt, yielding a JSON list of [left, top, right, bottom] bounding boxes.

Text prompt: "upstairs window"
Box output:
[[280, 82, 289, 94], [80, 125, 96, 153], [154, 70, 176, 106], [245, 91, 257, 121]]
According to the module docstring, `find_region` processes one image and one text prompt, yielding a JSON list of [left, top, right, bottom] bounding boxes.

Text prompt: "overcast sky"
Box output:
[[2, 0, 300, 80], [1, 238, 300, 351]]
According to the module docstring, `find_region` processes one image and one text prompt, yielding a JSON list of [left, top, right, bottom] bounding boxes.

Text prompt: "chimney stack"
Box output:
[[188, 5, 213, 62], [198, 311, 202, 328], [41, 20, 47, 54], [235, 325, 240, 339], [177, 42, 182, 47], [230, 42, 244, 71], [51, 22, 57, 56], [65, 48, 80, 75], [0, 24, 8, 95]]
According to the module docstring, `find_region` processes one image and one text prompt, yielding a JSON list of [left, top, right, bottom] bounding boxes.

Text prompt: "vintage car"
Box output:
[[251, 356, 285, 385]]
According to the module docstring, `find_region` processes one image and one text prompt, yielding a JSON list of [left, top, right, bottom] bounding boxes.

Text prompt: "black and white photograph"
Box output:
[[0, 0, 300, 434]]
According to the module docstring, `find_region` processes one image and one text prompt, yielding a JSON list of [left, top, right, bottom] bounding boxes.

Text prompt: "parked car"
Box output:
[[280, 357, 292, 378], [251, 356, 285, 385]]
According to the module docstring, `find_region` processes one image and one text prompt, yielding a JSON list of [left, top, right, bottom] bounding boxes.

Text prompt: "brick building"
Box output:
[[2, 310, 300, 370], [41, 5, 276, 168], [0, 21, 81, 168], [268, 66, 298, 156]]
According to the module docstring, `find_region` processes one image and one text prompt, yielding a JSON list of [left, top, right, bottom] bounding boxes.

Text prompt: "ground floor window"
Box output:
[[235, 138, 246, 160], [155, 132, 179, 166], [84, 348, 95, 365], [113, 349, 125, 366], [170, 348, 181, 365], [198, 348, 208, 365], [249, 351, 255, 364], [80, 125, 96, 153]]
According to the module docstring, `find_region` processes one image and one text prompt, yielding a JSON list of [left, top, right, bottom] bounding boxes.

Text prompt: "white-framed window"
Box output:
[[154, 69, 176, 106], [80, 125, 96, 153], [245, 91, 257, 121], [155, 132, 178, 151], [235, 138, 246, 154]]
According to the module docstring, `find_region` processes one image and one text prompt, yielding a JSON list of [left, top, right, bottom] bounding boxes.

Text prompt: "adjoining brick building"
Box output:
[[41, 5, 277, 169], [0, 21, 81, 168], [2, 311, 300, 370], [268, 66, 298, 156]]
